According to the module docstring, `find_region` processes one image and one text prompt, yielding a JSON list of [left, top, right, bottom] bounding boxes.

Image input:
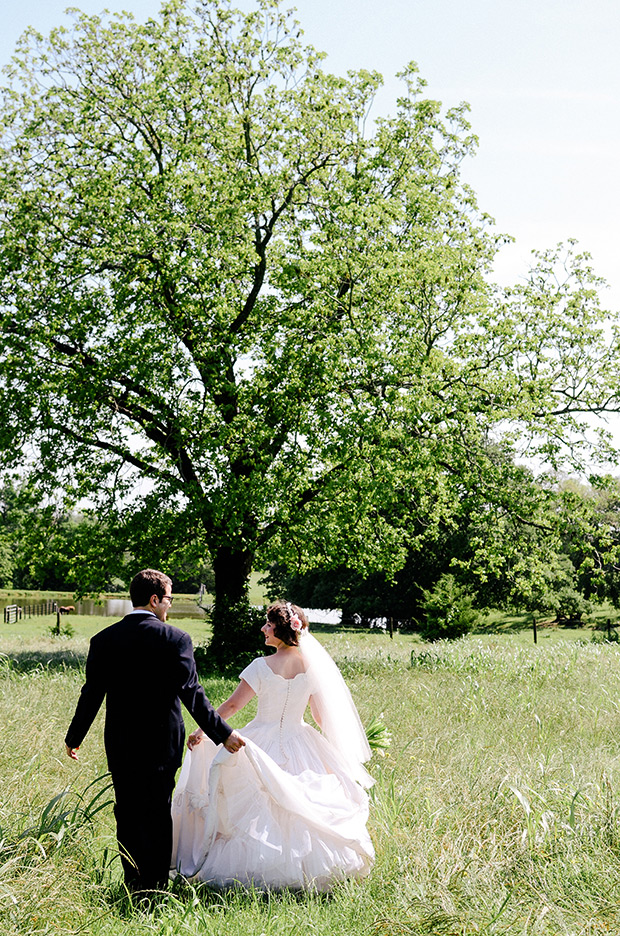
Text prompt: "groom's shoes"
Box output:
[[125, 875, 169, 905], [128, 885, 169, 910]]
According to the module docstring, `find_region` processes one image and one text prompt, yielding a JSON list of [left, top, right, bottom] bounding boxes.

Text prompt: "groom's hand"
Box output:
[[65, 744, 79, 760], [223, 730, 245, 754], [187, 728, 205, 750]]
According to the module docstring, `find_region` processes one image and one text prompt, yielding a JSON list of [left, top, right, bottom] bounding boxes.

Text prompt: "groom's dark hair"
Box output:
[[130, 569, 172, 607]]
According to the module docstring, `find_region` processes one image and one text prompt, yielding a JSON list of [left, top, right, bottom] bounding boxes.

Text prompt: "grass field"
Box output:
[[2, 613, 620, 934]]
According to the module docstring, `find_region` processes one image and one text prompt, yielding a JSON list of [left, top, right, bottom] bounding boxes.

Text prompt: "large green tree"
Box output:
[[0, 0, 618, 663]]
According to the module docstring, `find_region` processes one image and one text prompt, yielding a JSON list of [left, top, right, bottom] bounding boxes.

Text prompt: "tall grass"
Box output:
[[2, 625, 620, 932]]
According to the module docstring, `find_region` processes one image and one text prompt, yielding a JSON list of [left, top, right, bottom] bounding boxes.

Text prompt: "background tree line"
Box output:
[[271, 468, 620, 637], [3, 467, 620, 642], [0, 477, 214, 594]]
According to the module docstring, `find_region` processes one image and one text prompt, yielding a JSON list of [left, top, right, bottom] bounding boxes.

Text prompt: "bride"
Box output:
[[170, 601, 374, 891]]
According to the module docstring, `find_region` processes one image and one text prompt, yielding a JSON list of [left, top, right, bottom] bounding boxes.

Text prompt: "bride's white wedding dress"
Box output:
[[171, 656, 374, 891]]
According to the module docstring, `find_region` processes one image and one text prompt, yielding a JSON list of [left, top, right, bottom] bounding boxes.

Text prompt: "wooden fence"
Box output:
[[4, 600, 58, 624]]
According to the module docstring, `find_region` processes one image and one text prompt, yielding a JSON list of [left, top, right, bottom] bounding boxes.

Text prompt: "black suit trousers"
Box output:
[[111, 767, 176, 891]]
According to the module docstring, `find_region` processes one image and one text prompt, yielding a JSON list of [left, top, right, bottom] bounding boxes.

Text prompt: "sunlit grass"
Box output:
[[3, 623, 620, 932]]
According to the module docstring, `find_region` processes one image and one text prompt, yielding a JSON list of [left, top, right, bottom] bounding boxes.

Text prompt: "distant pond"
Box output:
[[1, 597, 208, 620], [1, 602, 353, 626]]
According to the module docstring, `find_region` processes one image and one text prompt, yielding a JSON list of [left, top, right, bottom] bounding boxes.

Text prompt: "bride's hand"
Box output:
[[187, 728, 205, 750]]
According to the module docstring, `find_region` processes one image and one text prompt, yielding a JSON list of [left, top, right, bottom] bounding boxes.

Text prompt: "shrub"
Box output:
[[195, 600, 266, 674], [419, 574, 481, 641]]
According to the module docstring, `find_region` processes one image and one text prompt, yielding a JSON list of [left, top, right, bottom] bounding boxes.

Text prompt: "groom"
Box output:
[[65, 568, 244, 892]]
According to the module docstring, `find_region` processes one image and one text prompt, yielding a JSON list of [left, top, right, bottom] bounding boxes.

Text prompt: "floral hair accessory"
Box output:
[[286, 601, 303, 632]]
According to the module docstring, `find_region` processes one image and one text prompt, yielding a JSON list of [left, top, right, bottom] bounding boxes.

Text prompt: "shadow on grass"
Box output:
[[101, 876, 333, 920], [167, 875, 335, 906], [475, 612, 557, 635], [2, 623, 388, 680], [306, 620, 385, 635], [0, 647, 87, 674]]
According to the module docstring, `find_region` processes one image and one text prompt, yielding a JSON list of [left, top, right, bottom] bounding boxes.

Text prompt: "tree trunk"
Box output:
[[213, 545, 253, 606], [207, 545, 265, 670]]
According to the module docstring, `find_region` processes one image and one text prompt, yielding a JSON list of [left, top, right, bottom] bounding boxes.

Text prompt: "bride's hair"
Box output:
[[266, 601, 308, 647]]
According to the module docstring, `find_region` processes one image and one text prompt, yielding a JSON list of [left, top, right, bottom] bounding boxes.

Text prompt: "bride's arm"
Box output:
[[217, 679, 256, 721], [188, 679, 255, 748]]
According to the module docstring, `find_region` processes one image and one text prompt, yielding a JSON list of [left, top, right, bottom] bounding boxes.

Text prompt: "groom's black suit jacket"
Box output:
[[65, 611, 231, 773]]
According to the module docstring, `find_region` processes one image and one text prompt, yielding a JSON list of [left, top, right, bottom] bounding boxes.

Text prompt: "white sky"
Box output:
[[2, 0, 619, 451]]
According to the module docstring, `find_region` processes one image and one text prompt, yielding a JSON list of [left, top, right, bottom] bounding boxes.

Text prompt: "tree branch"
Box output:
[[257, 457, 354, 546], [46, 420, 181, 485]]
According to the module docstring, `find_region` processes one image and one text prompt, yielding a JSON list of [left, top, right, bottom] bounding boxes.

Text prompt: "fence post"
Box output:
[[532, 615, 537, 644]]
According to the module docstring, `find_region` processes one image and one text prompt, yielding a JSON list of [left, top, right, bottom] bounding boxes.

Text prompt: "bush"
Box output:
[[419, 574, 481, 641], [553, 584, 592, 625], [195, 599, 266, 674]]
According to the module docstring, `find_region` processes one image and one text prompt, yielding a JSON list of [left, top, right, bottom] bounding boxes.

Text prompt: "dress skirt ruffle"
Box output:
[[171, 657, 374, 891]]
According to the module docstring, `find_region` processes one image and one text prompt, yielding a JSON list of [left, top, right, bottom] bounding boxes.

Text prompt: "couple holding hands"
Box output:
[[65, 569, 374, 894]]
